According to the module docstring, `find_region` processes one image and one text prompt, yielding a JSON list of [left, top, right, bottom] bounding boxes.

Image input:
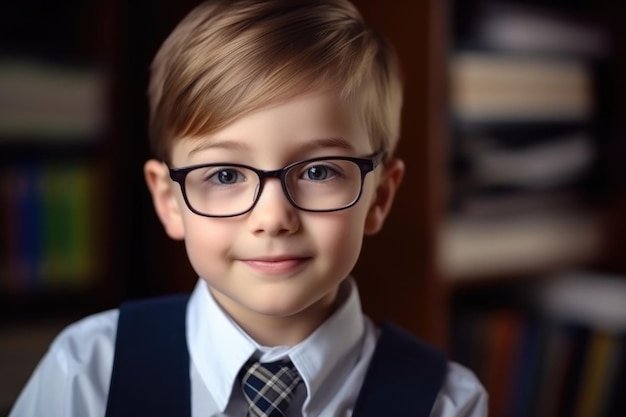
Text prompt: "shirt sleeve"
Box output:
[[430, 361, 488, 417], [8, 310, 119, 417]]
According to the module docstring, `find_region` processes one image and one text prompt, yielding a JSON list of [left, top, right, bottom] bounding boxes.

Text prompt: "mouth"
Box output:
[[240, 256, 311, 275]]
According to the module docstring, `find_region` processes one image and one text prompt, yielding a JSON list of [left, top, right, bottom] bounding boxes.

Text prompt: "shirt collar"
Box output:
[[187, 277, 366, 413], [288, 278, 366, 413], [187, 279, 257, 411]]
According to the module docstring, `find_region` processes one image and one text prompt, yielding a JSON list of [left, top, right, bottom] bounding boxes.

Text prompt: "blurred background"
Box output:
[[0, 0, 625, 416]]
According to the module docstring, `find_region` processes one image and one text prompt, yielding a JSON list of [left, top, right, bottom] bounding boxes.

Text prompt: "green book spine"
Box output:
[[67, 163, 94, 287], [41, 164, 65, 287]]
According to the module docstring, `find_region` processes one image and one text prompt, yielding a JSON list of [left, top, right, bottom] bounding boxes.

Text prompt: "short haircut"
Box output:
[[148, 0, 403, 162]]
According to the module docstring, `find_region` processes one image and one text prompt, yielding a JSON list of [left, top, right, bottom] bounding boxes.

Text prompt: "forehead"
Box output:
[[170, 91, 373, 166]]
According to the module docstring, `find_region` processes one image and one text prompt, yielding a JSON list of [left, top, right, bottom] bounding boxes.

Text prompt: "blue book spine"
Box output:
[[13, 163, 43, 291], [508, 317, 545, 417]]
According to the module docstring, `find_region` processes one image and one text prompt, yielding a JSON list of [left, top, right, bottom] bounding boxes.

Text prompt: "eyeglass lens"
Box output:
[[182, 158, 364, 216]]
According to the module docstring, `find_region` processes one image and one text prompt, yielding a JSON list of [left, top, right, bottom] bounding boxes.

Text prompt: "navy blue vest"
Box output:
[[104, 295, 447, 417]]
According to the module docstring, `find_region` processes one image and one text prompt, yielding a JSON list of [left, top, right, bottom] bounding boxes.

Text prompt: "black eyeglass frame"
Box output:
[[168, 150, 386, 218]]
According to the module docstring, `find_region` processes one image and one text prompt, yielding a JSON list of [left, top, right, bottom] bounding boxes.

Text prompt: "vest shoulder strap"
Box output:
[[104, 294, 191, 417], [352, 321, 448, 417], [105, 298, 446, 417]]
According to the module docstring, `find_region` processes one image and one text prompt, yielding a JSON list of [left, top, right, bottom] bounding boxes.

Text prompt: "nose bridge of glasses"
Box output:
[[257, 167, 285, 182], [253, 166, 293, 204]]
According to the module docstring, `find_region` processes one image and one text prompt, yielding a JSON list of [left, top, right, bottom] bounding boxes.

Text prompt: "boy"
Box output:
[[10, 0, 487, 416]]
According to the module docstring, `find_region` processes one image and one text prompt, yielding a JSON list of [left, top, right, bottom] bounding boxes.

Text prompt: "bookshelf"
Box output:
[[0, 0, 122, 320], [0, 1, 125, 412], [440, 0, 626, 416], [443, 2, 614, 281]]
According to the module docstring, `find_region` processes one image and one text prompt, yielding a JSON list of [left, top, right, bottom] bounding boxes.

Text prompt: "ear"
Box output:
[[144, 159, 186, 240], [364, 158, 405, 235]]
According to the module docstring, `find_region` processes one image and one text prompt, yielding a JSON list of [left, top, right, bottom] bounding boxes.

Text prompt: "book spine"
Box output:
[[575, 329, 621, 417], [12, 164, 42, 291]]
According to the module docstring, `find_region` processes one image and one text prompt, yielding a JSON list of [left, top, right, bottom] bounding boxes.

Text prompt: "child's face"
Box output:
[[145, 90, 404, 341]]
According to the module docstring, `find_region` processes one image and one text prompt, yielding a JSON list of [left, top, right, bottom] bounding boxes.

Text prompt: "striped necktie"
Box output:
[[240, 359, 302, 417]]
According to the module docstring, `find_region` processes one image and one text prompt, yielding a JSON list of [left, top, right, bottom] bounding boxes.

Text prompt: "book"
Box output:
[[508, 317, 548, 417], [11, 164, 43, 291], [555, 322, 592, 417], [538, 272, 626, 416], [484, 311, 523, 417], [575, 329, 620, 417], [540, 272, 626, 331], [450, 52, 593, 122], [440, 209, 603, 281], [476, 3, 610, 58], [451, 308, 494, 386], [469, 132, 593, 190], [65, 163, 95, 286], [0, 169, 16, 291], [601, 334, 626, 417], [0, 59, 106, 140], [534, 321, 571, 417], [40, 163, 95, 289]]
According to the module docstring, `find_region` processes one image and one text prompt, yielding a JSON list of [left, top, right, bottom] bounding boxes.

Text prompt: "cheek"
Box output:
[[309, 205, 369, 268], [181, 216, 235, 275]]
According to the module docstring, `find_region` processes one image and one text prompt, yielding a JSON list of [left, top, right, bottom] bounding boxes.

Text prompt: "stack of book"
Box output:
[[0, 59, 106, 294], [447, 3, 609, 217], [452, 271, 626, 417], [441, 2, 611, 281]]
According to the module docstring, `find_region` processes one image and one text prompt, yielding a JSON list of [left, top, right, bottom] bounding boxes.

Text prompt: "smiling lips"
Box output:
[[241, 256, 311, 274]]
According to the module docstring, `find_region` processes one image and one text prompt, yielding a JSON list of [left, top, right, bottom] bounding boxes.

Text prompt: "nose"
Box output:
[[247, 178, 300, 236]]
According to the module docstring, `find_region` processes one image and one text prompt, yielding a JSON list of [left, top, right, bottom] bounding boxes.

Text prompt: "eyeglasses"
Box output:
[[169, 150, 385, 218]]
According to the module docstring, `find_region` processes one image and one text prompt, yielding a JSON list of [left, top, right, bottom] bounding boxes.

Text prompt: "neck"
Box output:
[[211, 280, 350, 347]]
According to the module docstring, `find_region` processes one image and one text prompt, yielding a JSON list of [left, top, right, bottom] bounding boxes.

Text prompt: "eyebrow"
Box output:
[[187, 136, 357, 156], [187, 140, 249, 155]]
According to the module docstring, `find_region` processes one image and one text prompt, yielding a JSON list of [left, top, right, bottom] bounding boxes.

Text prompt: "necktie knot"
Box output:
[[240, 359, 302, 417]]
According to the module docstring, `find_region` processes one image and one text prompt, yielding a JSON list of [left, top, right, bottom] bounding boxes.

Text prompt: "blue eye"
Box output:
[[208, 168, 245, 184], [305, 165, 331, 180], [298, 162, 345, 182]]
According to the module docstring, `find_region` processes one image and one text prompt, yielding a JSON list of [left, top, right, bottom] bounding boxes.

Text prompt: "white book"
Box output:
[[478, 3, 610, 57], [539, 271, 626, 331], [450, 52, 593, 122], [0, 59, 107, 140]]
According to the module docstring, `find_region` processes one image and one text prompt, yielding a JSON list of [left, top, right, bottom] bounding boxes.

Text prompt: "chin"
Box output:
[[251, 300, 308, 318], [250, 292, 322, 316]]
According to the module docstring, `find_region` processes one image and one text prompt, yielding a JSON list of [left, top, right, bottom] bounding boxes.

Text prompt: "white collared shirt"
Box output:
[[9, 278, 487, 417]]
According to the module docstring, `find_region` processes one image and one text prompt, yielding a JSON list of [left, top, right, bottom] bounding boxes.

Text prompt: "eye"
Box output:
[[207, 168, 246, 185], [302, 164, 339, 181]]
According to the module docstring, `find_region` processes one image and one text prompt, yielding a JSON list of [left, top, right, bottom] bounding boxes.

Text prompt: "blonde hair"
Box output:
[[148, 0, 403, 162]]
